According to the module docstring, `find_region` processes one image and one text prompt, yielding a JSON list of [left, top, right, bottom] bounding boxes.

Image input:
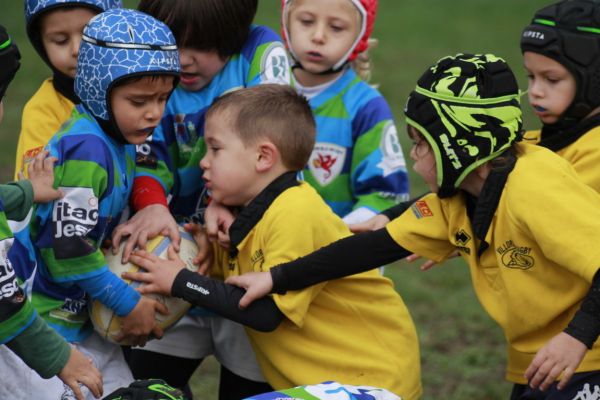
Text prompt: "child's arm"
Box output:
[[525, 270, 600, 391], [226, 228, 411, 308], [122, 247, 284, 332], [0, 151, 61, 220], [112, 127, 180, 262], [6, 316, 103, 399]]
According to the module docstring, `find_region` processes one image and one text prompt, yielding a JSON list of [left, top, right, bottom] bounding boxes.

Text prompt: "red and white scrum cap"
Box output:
[[281, 0, 378, 71]]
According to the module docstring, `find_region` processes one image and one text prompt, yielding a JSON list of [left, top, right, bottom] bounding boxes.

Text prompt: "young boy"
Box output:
[[14, 0, 122, 179], [112, 1, 292, 397], [227, 54, 600, 399], [3, 9, 181, 399], [281, 0, 409, 224], [122, 84, 423, 400], [521, 0, 600, 191], [0, 25, 102, 400]]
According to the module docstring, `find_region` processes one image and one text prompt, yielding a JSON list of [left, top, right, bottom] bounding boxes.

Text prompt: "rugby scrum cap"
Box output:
[[0, 25, 21, 101], [404, 53, 523, 198], [25, 0, 122, 61], [103, 379, 187, 400], [75, 8, 180, 121], [281, 0, 377, 71], [521, 0, 600, 120]]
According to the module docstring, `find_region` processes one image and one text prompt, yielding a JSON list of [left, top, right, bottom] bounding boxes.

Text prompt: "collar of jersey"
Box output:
[[228, 171, 300, 257]]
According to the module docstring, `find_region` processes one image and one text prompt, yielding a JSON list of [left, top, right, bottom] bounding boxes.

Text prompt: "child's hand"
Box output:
[[123, 246, 186, 296], [525, 332, 587, 391], [117, 296, 168, 347], [184, 223, 214, 275], [27, 150, 62, 203], [111, 204, 180, 262], [348, 214, 390, 233], [57, 346, 103, 399], [204, 201, 234, 249], [225, 271, 273, 309]]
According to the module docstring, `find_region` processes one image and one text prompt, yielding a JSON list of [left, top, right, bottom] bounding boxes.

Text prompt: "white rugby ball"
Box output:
[[89, 225, 199, 345]]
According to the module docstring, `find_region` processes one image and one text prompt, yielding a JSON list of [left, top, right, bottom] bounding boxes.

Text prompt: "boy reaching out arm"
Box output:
[[0, 25, 102, 400]]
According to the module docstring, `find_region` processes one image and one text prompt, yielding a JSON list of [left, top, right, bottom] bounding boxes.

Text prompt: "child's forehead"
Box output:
[[290, 0, 361, 17]]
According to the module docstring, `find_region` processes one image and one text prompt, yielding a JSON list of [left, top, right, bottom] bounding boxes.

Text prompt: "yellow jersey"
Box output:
[[14, 79, 74, 179], [387, 143, 600, 384], [217, 181, 422, 400], [523, 126, 600, 193]]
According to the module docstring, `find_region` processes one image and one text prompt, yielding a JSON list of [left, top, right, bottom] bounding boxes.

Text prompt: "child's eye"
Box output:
[[129, 99, 146, 107], [331, 25, 345, 32]]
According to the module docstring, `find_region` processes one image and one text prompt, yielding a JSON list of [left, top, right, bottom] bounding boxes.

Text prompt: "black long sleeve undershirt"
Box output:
[[564, 270, 600, 348], [270, 228, 410, 293], [171, 269, 284, 332]]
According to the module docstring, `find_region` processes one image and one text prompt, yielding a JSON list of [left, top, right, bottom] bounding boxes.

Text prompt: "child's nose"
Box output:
[[311, 23, 326, 43], [199, 155, 208, 169], [528, 79, 543, 98]]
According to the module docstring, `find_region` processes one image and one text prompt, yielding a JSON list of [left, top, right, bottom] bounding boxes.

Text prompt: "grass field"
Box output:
[[0, 1, 550, 399]]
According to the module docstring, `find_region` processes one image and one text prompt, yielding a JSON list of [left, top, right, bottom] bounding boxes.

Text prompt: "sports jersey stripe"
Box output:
[[351, 96, 394, 140], [14, 105, 136, 342], [303, 68, 409, 217]]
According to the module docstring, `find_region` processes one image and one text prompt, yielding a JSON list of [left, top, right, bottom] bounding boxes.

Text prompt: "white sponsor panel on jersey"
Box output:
[[377, 121, 407, 176], [0, 237, 19, 299], [260, 42, 291, 84], [53, 187, 99, 239], [308, 143, 346, 186]]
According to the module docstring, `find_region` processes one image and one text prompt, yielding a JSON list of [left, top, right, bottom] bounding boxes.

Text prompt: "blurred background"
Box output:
[[0, 1, 549, 398]]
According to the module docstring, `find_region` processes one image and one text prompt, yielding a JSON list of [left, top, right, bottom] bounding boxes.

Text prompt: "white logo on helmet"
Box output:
[[523, 30, 545, 40], [440, 134, 462, 169]]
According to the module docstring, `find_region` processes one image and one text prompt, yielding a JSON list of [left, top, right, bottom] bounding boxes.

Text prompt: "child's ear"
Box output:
[[255, 142, 279, 172]]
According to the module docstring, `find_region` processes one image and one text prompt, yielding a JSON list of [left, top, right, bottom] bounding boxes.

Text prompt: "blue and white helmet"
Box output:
[[25, 0, 122, 24], [75, 8, 180, 121]]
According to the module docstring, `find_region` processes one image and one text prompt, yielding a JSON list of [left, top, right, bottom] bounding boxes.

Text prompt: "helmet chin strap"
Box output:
[[291, 61, 348, 76]]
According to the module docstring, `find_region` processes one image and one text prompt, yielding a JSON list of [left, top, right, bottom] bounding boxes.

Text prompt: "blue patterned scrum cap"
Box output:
[[75, 8, 180, 120], [25, 0, 122, 24]]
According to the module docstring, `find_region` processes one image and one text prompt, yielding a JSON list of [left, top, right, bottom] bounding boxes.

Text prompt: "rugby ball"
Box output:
[[89, 225, 199, 345]]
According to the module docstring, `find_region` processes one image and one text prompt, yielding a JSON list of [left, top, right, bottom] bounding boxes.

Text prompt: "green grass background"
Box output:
[[0, 1, 550, 399]]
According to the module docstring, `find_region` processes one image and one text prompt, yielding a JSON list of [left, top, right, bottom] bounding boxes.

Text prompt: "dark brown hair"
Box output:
[[206, 84, 316, 171], [138, 0, 258, 59]]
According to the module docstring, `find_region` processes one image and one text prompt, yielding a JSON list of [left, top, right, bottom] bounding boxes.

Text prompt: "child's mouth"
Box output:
[[307, 51, 324, 61], [180, 73, 200, 85], [533, 105, 547, 112]]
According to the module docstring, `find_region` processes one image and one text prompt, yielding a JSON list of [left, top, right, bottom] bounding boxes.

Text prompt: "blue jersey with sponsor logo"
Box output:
[[0, 198, 35, 344], [301, 67, 410, 221], [11, 105, 140, 342], [134, 25, 291, 222]]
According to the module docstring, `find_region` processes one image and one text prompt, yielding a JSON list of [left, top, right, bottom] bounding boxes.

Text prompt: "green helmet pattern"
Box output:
[[404, 53, 523, 197], [102, 379, 187, 400]]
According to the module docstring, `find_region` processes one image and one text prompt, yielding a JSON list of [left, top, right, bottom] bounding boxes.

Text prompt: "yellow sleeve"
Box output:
[[385, 193, 456, 263], [14, 80, 74, 179]]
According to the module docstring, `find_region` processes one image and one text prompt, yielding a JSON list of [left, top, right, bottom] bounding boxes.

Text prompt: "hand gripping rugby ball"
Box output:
[[89, 225, 199, 345]]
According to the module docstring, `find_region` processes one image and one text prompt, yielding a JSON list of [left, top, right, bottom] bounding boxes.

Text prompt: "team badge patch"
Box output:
[[377, 122, 406, 176], [410, 200, 433, 219], [496, 240, 535, 270], [308, 143, 346, 186], [455, 229, 472, 254], [260, 42, 291, 84]]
